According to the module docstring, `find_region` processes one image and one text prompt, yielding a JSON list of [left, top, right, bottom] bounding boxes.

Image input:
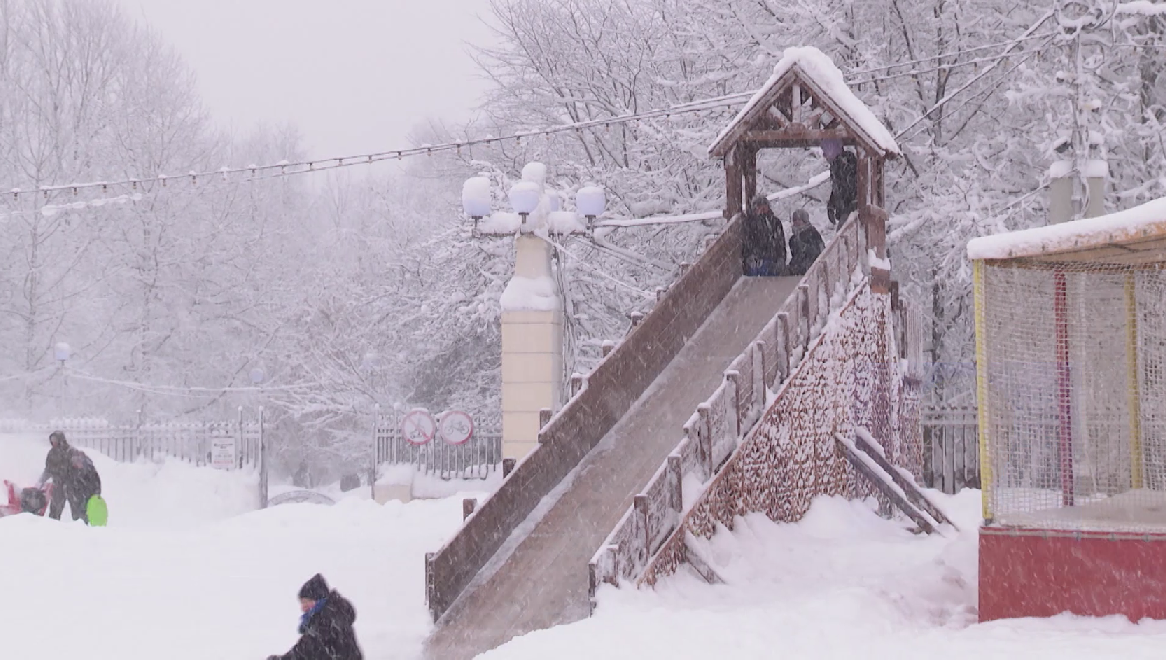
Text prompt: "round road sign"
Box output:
[[438, 411, 474, 445], [401, 409, 436, 446]]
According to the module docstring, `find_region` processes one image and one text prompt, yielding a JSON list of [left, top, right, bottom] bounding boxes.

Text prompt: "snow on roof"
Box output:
[[967, 196, 1166, 261], [709, 46, 901, 158]]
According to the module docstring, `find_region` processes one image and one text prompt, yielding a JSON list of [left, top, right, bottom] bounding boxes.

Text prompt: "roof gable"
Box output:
[[709, 47, 901, 159]]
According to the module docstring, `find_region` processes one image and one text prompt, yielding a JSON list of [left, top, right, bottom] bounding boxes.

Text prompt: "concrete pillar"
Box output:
[[1084, 159, 1107, 219], [1049, 160, 1074, 224], [501, 234, 563, 460]]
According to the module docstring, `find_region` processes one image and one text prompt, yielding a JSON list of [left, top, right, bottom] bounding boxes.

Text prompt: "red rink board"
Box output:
[[979, 526, 1166, 622]]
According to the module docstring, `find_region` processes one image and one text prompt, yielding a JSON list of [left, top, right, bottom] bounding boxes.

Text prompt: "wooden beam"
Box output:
[[742, 128, 852, 144], [743, 146, 758, 206], [834, 434, 937, 534], [792, 82, 802, 124], [851, 430, 957, 530], [765, 106, 788, 127], [724, 146, 743, 219]]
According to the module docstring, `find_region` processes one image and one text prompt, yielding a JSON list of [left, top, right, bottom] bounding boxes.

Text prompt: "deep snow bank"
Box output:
[[481, 491, 1166, 660]]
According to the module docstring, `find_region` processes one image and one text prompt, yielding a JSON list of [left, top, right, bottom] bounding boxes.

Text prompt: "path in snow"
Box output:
[[423, 276, 800, 659]]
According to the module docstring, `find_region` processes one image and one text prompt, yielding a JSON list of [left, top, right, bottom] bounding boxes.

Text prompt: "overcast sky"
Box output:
[[116, 0, 496, 160]]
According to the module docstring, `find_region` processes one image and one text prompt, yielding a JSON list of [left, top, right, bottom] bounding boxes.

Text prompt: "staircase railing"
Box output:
[[425, 215, 747, 623], [588, 214, 868, 603]]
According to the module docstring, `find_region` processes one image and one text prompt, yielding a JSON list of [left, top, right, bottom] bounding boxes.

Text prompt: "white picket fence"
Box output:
[[0, 414, 264, 470]]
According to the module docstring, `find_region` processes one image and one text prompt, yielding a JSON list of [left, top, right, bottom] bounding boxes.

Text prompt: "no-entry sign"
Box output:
[[401, 409, 436, 446]]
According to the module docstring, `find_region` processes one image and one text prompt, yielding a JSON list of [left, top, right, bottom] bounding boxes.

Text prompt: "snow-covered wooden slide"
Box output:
[[421, 217, 807, 659]]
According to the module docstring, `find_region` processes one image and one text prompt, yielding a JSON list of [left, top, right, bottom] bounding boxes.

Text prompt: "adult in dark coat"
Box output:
[[269, 574, 364, 660], [822, 139, 858, 227], [39, 431, 101, 523], [787, 209, 826, 276], [742, 193, 787, 276]]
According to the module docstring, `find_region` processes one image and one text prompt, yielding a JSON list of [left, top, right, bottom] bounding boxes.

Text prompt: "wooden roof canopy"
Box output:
[[967, 197, 1166, 267], [709, 47, 901, 238]]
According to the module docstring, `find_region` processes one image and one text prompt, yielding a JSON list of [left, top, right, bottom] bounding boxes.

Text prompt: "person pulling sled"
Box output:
[[40, 431, 106, 526]]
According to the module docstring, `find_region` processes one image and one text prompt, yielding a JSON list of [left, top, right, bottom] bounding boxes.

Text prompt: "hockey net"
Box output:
[[977, 259, 1166, 533]]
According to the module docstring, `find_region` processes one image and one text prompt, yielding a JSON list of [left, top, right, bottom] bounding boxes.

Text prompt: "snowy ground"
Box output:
[[5, 429, 1166, 659], [482, 491, 1166, 660], [0, 434, 484, 660]]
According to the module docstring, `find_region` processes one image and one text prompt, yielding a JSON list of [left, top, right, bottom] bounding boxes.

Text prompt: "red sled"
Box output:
[[1, 480, 53, 517]]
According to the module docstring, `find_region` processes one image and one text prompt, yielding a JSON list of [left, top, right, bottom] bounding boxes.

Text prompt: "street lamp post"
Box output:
[[250, 366, 267, 508], [54, 342, 71, 407]]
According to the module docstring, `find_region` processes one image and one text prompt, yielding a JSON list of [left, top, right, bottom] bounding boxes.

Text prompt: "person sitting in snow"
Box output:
[[822, 138, 858, 227], [787, 209, 825, 276], [268, 573, 364, 660], [39, 430, 102, 524], [742, 193, 787, 276]]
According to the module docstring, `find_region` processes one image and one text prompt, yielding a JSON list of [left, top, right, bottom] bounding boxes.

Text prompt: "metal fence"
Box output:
[[921, 404, 980, 494], [373, 413, 501, 480], [0, 414, 264, 470]]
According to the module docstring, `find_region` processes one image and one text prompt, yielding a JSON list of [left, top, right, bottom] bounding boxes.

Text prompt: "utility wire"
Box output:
[[2, 26, 1075, 201]]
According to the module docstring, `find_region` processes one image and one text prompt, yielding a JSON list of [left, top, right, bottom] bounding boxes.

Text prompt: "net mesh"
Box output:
[[980, 260, 1166, 533]]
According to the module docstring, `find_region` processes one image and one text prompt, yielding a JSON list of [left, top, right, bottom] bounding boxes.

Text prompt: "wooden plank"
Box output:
[[834, 434, 936, 534], [853, 430, 958, 530], [742, 128, 852, 144], [682, 533, 725, 585]]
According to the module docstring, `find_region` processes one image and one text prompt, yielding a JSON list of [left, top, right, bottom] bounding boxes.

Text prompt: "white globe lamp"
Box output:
[[509, 181, 541, 226], [576, 185, 606, 231]]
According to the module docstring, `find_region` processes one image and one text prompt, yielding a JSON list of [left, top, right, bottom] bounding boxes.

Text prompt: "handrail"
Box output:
[[588, 213, 868, 601]]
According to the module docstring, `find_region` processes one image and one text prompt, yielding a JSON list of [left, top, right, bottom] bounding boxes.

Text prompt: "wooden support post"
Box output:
[[424, 552, 437, 620], [667, 454, 684, 512], [462, 498, 477, 520], [1054, 270, 1074, 506], [697, 403, 714, 476], [503, 457, 516, 478], [601, 341, 616, 357], [539, 408, 553, 430], [628, 311, 645, 329], [752, 341, 767, 414], [791, 82, 802, 125], [633, 494, 650, 568], [684, 420, 707, 482], [570, 373, 586, 398], [776, 312, 791, 385], [724, 146, 743, 219], [723, 370, 741, 440], [743, 146, 758, 205], [797, 283, 811, 341]]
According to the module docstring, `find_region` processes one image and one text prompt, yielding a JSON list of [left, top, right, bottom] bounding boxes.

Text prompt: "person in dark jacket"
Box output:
[[38, 431, 101, 523], [822, 138, 858, 227], [787, 209, 825, 276], [268, 574, 364, 660], [742, 193, 787, 276]]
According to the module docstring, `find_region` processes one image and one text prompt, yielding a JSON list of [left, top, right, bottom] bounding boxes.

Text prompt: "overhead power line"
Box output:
[[2, 27, 1066, 200]]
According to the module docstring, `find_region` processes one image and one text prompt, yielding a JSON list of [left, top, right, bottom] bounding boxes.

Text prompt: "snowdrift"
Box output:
[[481, 492, 1166, 659]]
